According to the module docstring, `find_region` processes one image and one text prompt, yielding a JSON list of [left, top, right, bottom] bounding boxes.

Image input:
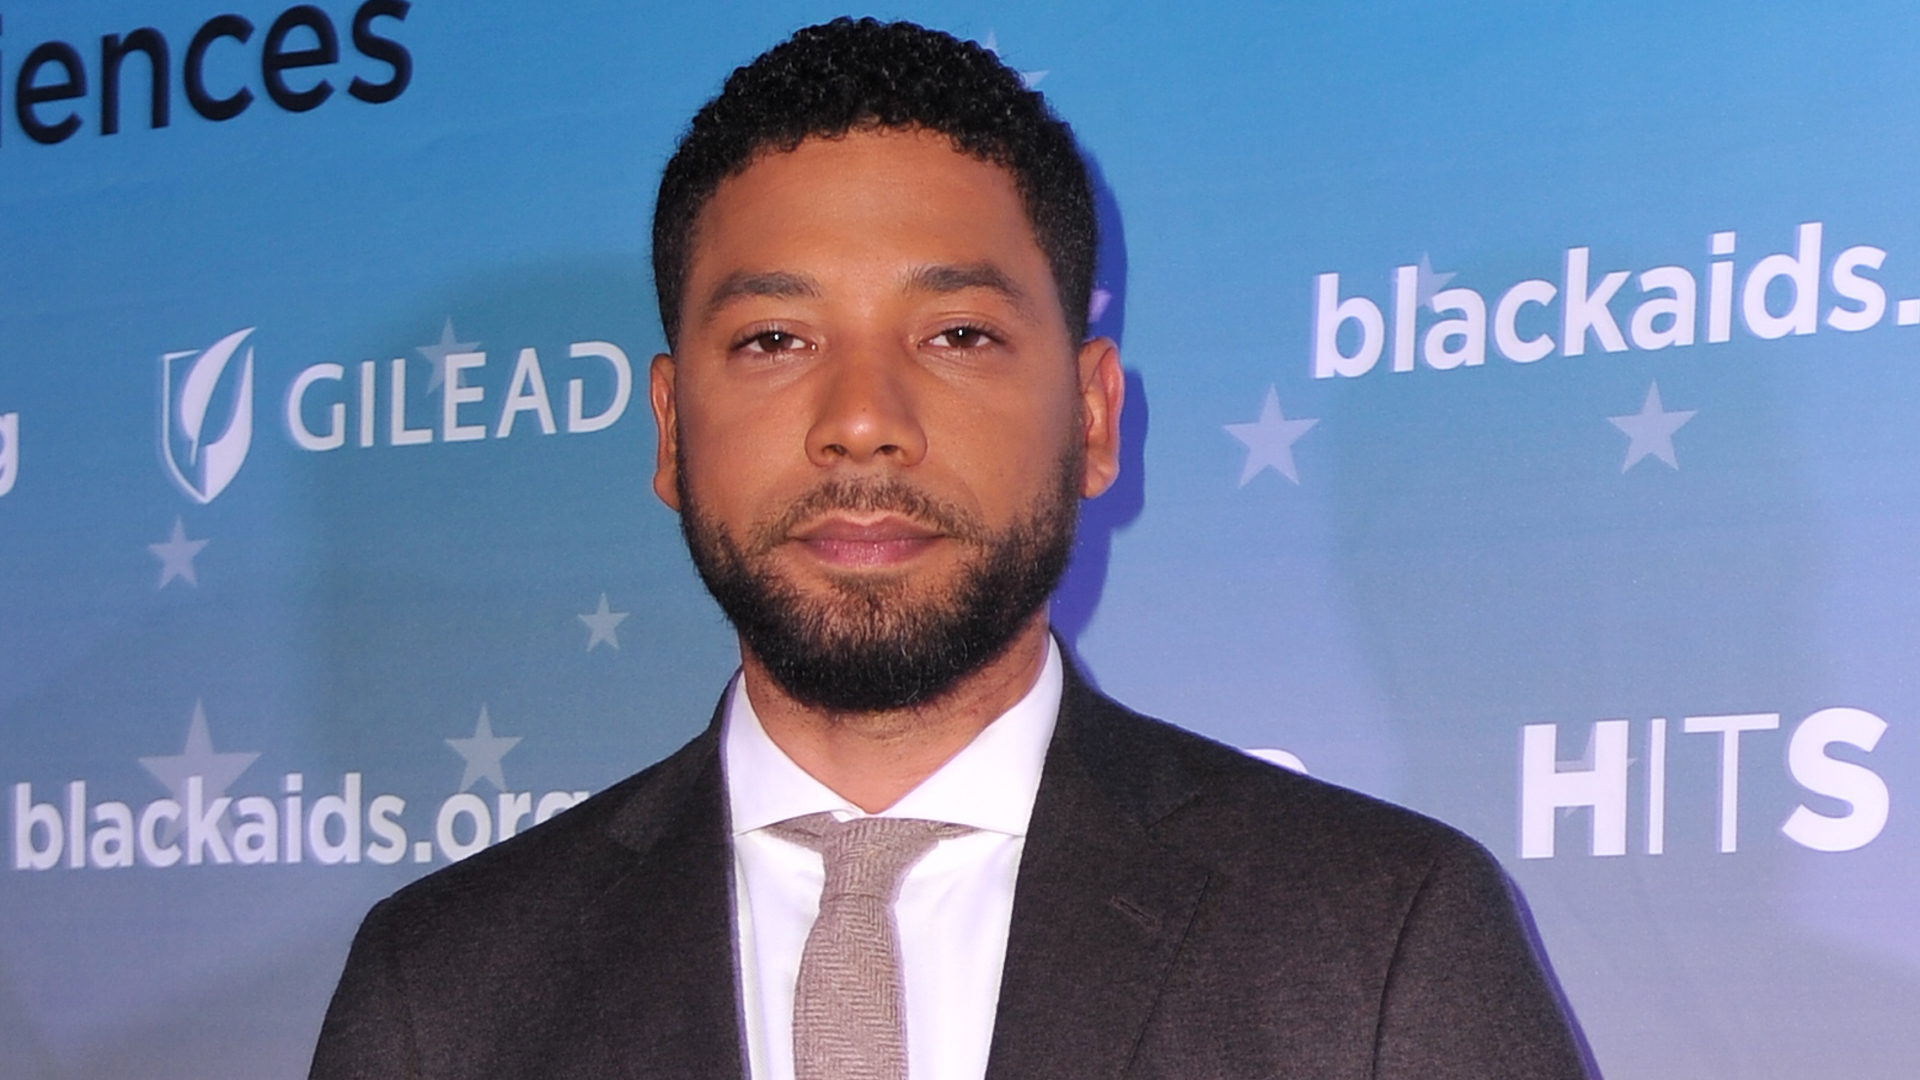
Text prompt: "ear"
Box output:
[[649, 352, 682, 511], [1075, 336, 1124, 499]]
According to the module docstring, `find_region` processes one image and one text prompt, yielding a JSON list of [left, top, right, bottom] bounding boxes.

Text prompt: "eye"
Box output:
[[929, 324, 998, 349], [734, 328, 808, 354]]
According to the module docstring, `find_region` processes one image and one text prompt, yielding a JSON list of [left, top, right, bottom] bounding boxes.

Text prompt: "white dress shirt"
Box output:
[[724, 639, 1063, 1080]]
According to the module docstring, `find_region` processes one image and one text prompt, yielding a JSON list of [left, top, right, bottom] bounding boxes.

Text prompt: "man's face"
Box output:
[[650, 128, 1121, 712]]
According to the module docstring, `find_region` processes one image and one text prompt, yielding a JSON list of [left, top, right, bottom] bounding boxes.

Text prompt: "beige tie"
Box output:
[[769, 812, 974, 1080]]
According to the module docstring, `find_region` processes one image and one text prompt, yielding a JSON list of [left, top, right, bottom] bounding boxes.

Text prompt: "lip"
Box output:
[[789, 514, 945, 568]]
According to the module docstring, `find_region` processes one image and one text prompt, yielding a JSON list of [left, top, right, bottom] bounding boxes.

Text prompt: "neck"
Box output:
[[739, 613, 1053, 813]]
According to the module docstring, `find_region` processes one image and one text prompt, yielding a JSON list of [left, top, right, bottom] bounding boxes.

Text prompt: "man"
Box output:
[[310, 18, 1591, 1080]]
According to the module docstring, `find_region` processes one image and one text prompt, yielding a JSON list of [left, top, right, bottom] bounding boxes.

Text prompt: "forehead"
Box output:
[[685, 128, 1054, 301]]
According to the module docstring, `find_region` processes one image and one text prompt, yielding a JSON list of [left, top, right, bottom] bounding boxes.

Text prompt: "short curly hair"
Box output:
[[651, 17, 1095, 348]]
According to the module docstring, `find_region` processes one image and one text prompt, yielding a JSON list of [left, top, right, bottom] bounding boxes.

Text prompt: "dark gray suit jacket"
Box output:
[[310, 666, 1592, 1079]]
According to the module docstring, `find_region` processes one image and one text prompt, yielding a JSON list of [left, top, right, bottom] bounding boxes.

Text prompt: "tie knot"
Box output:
[[769, 812, 974, 902]]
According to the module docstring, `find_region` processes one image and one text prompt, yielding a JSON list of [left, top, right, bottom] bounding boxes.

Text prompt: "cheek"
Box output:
[[934, 395, 1075, 509], [676, 395, 805, 510]]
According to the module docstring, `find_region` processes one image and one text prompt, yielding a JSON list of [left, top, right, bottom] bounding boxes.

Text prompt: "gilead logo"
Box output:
[[148, 323, 635, 503], [160, 327, 255, 504], [284, 340, 634, 450]]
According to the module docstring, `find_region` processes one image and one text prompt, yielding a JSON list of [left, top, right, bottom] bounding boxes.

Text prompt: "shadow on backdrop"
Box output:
[[1053, 155, 1146, 686], [1510, 881, 1605, 1079]]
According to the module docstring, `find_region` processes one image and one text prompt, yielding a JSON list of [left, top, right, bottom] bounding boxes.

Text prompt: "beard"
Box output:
[[679, 448, 1081, 714]]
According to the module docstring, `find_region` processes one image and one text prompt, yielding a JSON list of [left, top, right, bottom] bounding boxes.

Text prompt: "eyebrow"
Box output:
[[701, 270, 822, 320], [698, 262, 1033, 323], [905, 262, 1032, 314]]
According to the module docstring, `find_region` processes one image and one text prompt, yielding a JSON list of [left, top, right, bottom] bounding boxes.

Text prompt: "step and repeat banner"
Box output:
[[3, 1, 1914, 1077]]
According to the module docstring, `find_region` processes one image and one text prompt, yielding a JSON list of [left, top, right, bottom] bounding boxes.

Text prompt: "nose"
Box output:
[[805, 345, 927, 468]]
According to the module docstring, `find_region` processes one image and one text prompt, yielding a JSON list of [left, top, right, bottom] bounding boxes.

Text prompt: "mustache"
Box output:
[[753, 479, 984, 552]]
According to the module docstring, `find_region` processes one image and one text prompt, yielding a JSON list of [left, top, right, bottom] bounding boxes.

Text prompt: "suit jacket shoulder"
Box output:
[[308, 725, 745, 1080], [981, 667, 1592, 1080], [1068, 673, 1485, 905]]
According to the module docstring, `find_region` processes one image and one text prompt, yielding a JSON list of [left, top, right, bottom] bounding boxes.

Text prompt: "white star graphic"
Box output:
[[138, 700, 260, 844], [446, 706, 521, 793], [1417, 252, 1456, 309], [148, 516, 209, 588], [1088, 287, 1113, 326], [981, 31, 1047, 88], [579, 593, 630, 652], [416, 317, 480, 394], [1226, 387, 1319, 486], [1609, 381, 1696, 472]]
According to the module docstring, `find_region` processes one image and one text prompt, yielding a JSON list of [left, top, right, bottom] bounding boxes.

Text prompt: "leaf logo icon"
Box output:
[[160, 327, 256, 504]]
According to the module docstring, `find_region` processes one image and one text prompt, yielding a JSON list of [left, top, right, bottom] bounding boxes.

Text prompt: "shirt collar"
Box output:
[[723, 637, 1062, 838]]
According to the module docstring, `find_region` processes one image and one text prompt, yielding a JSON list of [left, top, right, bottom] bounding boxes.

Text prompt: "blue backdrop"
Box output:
[[3, 2, 1914, 1076]]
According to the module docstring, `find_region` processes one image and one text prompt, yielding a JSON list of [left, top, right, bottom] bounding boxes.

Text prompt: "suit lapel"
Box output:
[[570, 725, 748, 1080], [984, 667, 1212, 1080]]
